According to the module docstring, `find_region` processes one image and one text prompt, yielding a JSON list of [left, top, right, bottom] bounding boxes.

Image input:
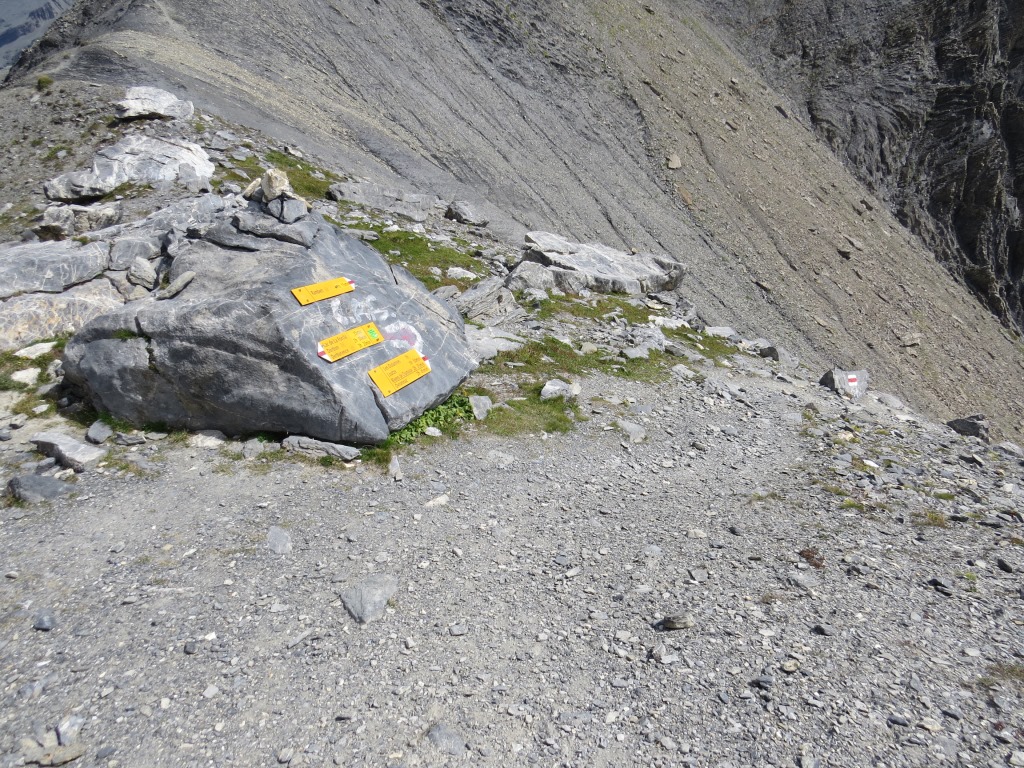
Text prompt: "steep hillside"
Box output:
[[704, 0, 1024, 326], [5, 0, 1024, 438], [0, 0, 73, 76]]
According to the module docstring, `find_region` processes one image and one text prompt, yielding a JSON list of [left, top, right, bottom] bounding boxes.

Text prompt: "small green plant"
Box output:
[[43, 145, 71, 163], [840, 498, 865, 511], [113, 329, 141, 341], [366, 229, 486, 291], [662, 326, 739, 363], [932, 491, 956, 501], [360, 393, 476, 466], [820, 484, 849, 497], [961, 571, 978, 582], [36, 75, 54, 92], [533, 293, 655, 325], [319, 455, 336, 468]]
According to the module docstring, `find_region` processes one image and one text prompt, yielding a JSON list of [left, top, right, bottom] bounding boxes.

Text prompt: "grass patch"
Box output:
[[533, 293, 656, 325], [915, 510, 948, 528], [36, 75, 54, 92], [219, 151, 339, 200], [839, 498, 865, 511], [100, 182, 147, 202], [479, 336, 670, 383], [932, 491, 956, 501], [663, 327, 739, 362], [820, 484, 849, 497], [482, 383, 579, 436], [979, 663, 1024, 689], [366, 229, 486, 291]]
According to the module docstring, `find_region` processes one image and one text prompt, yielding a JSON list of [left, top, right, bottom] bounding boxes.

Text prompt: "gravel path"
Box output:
[[3, 351, 1022, 767]]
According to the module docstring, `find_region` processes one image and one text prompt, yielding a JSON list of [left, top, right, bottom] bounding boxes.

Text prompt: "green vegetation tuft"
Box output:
[[663, 326, 739, 362], [479, 335, 670, 383], [361, 393, 475, 466], [482, 383, 579, 436], [532, 293, 654, 325], [366, 229, 486, 291], [36, 75, 54, 92], [219, 151, 339, 201]]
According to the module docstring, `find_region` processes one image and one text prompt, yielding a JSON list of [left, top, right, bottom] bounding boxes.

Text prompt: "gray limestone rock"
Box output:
[[282, 435, 360, 461], [7, 475, 74, 504], [617, 419, 647, 443], [453, 276, 526, 326], [445, 200, 489, 226], [469, 395, 493, 420], [327, 181, 439, 223], [127, 257, 158, 290], [153, 271, 196, 300], [540, 379, 580, 401], [464, 326, 525, 362], [29, 431, 107, 472], [0, 278, 124, 352], [115, 86, 194, 120], [504, 260, 559, 294], [85, 420, 113, 445], [109, 237, 161, 271], [819, 368, 869, 400], [0, 240, 110, 299], [267, 526, 292, 555], [61, 214, 476, 445], [426, 723, 467, 756], [266, 196, 308, 224], [339, 574, 399, 624], [522, 231, 684, 295], [45, 136, 215, 202]]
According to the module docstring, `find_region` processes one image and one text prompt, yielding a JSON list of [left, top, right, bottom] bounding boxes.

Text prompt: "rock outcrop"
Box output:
[[707, 0, 1024, 326], [62, 182, 477, 445]]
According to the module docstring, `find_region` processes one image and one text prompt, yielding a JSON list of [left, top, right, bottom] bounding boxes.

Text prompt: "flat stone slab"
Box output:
[[45, 136, 214, 202], [518, 231, 684, 295], [282, 435, 360, 461], [0, 240, 110, 299], [30, 432, 108, 472], [0, 279, 124, 352], [327, 181, 440, 223], [7, 474, 74, 503], [464, 326, 525, 361], [339, 574, 399, 624], [115, 86, 194, 120]]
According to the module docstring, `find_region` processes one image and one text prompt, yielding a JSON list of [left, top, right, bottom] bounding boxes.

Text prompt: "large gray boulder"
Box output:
[[45, 136, 215, 202], [62, 206, 477, 445], [514, 231, 685, 295], [115, 86, 194, 121]]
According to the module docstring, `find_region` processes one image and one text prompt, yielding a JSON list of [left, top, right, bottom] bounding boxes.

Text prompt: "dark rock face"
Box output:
[[706, 0, 1024, 325], [0, 0, 73, 73]]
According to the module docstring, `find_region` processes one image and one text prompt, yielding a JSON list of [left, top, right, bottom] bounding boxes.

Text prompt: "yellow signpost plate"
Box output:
[[317, 322, 384, 363], [291, 277, 355, 306], [368, 348, 431, 397]]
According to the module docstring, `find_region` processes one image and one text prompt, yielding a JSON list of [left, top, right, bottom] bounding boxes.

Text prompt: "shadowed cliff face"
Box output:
[[5, 0, 1024, 437], [704, 0, 1024, 326]]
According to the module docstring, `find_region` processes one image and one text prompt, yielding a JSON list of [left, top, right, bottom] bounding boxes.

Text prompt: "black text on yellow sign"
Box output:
[[368, 348, 432, 397], [316, 322, 384, 363], [290, 277, 355, 306]]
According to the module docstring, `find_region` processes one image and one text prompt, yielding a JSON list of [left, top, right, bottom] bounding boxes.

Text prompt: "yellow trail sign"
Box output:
[[368, 348, 432, 397], [290, 277, 355, 305], [317, 322, 384, 363]]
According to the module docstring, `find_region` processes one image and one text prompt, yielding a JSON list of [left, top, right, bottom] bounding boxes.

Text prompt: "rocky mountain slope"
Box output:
[[705, 0, 1024, 327], [4, 0, 1024, 441], [0, 0, 73, 77]]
